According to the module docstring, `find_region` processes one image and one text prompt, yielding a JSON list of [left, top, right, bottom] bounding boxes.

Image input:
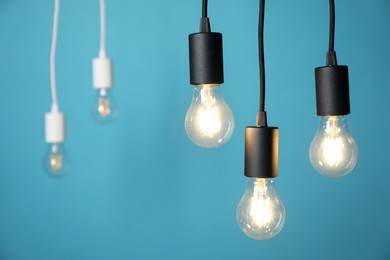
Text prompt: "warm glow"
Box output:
[[250, 179, 273, 227], [322, 136, 343, 166], [194, 86, 222, 137], [196, 106, 221, 137], [98, 98, 111, 117], [250, 196, 272, 227], [50, 154, 63, 171], [321, 117, 343, 167]]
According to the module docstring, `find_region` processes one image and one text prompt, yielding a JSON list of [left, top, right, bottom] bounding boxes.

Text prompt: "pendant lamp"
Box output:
[[309, 0, 358, 178], [43, 0, 69, 177], [92, 0, 116, 123], [236, 0, 286, 240], [185, 0, 235, 149]]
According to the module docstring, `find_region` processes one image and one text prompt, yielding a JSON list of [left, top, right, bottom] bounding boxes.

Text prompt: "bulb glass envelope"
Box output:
[[185, 85, 234, 148], [237, 178, 286, 240], [310, 116, 358, 178]]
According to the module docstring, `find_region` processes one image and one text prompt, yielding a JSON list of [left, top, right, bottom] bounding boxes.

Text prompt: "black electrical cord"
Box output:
[[326, 0, 337, 66], [329, 0, 335, 52], [202, 0, 208, 18], [200, 0, 210, 32], [258, 0, 265, 112], [256, 0, 267, 127]]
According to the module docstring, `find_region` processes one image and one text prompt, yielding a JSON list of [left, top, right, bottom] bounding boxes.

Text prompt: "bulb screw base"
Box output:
[[189, 32, 224, 85], [315, 65, 350, 116], [244, 126, 279, 178]]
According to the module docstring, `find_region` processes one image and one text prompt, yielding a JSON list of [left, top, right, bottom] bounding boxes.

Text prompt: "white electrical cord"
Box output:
[[45, 0, 65, 144], [50, 0, 60, 109], [93, 0, 112, 89], [99, 0, 106, 57]]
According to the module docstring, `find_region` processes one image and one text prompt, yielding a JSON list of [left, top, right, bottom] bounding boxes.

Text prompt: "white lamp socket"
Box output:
[[45, 111, 65, 143], [93, 57, 113, 89]]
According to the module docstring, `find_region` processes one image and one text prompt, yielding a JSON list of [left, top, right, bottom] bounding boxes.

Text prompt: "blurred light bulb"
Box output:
[[237, 178, 285, 240], [185, 85, 234, 148], [309, 116, 358, 178], [43, 143, 68, 177], [92, 89, 116, 123]]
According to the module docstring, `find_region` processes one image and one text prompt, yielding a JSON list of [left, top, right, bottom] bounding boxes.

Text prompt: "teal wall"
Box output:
[[0, 0, 389, 259]]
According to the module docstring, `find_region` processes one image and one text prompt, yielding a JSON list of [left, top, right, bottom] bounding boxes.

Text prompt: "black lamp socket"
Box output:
[[189, 32, 224, 86], [315, 65, 350, 116], [244, 126, 279, 178]]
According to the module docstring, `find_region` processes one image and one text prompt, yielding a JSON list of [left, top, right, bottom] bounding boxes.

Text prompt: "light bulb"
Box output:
[[185, 85, 234, 148], [309, 116, 358, 178], [92, 89, 116, 123], [237, 178, 285, 240], [43, 143, 68, 178]]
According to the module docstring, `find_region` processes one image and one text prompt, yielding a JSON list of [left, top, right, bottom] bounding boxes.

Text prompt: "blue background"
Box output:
[[0, 0, 389, 259]]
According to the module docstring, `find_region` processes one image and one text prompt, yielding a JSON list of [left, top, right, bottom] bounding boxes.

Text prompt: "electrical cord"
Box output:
[[200, 0, 210, 32], [202, 0, 208, 18], [50, 0, 60, 108], [326, 0, 337, 66], [258, 0, 265, 113], [329, 0, 335, 52], [99, 0, 106, 56], [256, 0, 267, 127]]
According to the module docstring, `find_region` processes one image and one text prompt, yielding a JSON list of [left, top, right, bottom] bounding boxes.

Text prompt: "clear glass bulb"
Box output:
[[92, 89, 116, 124], [43, 143, 69, 178], [309, 116, 358, 178], [237, 178, 286, 240], [185, 85, 234, 149]]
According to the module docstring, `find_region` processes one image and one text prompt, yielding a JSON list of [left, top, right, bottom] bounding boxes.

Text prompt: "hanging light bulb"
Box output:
[[43, 0, 68, 178], [92, 86, 116, 123], [237, 126, 285, 240], [44, 105, 69, 177], [186, 0, 235, 149], [237, 178, 285, 240], [43, 142, 69, 177], [310, 0, 358, 177], [185, 85, 234, 148], [309, 116, 357, 178], [237, 0, 285, 240], [92, 0, 116, 124]]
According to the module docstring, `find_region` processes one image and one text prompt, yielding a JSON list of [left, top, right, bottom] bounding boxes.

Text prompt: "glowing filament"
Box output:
[[50, 154, 63, 171], [322, 136, 343, 166], [250, 179, 273, 227], [250, 197, 272, 227], [98, 98, 111, 117], [322, 117, 343, 167], [192, 86, 222, 137], [196, 106, 221, 137]]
